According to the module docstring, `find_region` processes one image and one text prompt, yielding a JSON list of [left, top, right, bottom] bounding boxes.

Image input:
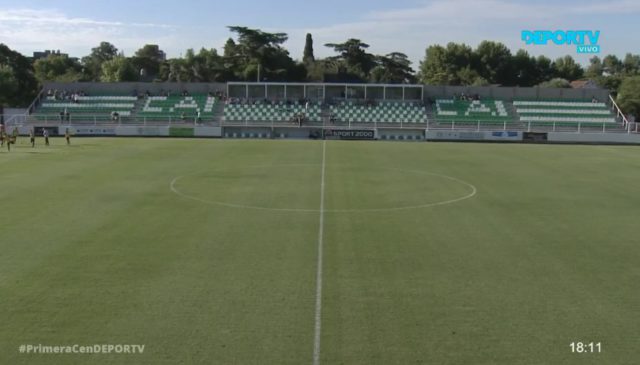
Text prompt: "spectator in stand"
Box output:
[[65, 109, 70, 122], [59, 110, 65, 122], [196, 110, 201, 123]]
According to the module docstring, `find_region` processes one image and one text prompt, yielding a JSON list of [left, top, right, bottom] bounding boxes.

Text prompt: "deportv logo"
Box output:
[[521, 30, 600, 54]]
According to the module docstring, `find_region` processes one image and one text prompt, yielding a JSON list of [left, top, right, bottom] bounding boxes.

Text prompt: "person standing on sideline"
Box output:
[[43, 129, 50, 146], [29, 128, 35, 148], [65, 128, 71, 145]]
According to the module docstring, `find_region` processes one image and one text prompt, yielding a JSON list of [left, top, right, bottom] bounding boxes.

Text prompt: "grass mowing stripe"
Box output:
[[313, 140, 327, 365]]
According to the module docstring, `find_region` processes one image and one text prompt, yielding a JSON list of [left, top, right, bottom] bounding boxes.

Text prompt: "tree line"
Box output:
[[0, 26, 639, 118]]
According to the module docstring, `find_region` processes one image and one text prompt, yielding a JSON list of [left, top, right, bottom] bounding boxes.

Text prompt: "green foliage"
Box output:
[[535, 55, 554, 83], [33, 54, 83, 83], [622, 53, 640, 75], [475, 41, 513, 85], [419, 42, 580, 87], [602, 55, 623, 75], [593, 75, 624, 93], [511, 50, 540, 86], [419, 43, 474, 85], [552, 55, 583, 80], [617, 76, 640, 118], [303, 33, 315, 64], [370, 53, 415, 84], [586, 56, 603, 78], [100, 56, 138, 82], [81, 42, 118, 81], [131, 44, 164, 79], [324, 39, 376, 81], [0, 64, 18, 105], [0, 44, 37, 107], [538, 78, 571, 88], [225, 26, 304, 82]]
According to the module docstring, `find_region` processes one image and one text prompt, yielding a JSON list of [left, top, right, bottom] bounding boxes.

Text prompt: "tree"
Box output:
[[602, 55, 622, 76], [226, 26, 304, 81], [0, 43, 37, 107], [303, 33, 315, 64], [586, 56, 603, 78], [622, 53, 640, 76], [419, 42, 475, 85], [131, 44, 164, 79], [593, 75, 623, 92], [370, 52, 415, 84], [552, 55, 583, 80], [164, 48, 226, 82], [325, 39, 376, 81], [511, 49, 540, 86], [474, 41, 512, 85], [100, 56, 138, 82], [535, 55, 554, 83], [0, 64, 19, 107], [33, 54, 83, 83], [419, 45, 450, 85], [617, 76, 640, 119], [82, 42, 118, 81]]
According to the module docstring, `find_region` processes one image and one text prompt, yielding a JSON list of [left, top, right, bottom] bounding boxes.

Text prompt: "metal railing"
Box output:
[[18, 112, 632, 135]]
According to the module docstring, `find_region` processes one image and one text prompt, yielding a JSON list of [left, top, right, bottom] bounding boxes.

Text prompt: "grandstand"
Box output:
[[20, 82, 632, 134]]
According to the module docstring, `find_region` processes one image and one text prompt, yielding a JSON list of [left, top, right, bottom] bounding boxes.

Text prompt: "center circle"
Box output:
[[170, 164, 476, 212]]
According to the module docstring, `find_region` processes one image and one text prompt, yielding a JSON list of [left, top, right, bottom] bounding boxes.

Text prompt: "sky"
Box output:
[[0, 0, 638, 67]]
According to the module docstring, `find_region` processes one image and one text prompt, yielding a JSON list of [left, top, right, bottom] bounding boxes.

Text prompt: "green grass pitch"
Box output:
[[1, 137, 639, 364]]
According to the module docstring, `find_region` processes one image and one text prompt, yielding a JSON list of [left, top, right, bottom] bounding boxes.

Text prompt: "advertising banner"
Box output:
[[58, 126, 116, 136], [325, 129, 376, 140]]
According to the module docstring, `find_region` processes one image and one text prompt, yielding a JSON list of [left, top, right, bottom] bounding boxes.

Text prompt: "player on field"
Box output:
[[29, 128, 35, 147], [65, 128, 71, 145], [43, 129, 50, 146], [4, 132, 10, 152]]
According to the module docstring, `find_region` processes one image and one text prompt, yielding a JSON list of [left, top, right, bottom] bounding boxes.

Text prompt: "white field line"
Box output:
[[170, 166, 477, 213], [313, 140, 326, 365]]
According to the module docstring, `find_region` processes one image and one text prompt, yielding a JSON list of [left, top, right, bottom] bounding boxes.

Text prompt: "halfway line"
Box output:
[[313, 140, 326, 365]]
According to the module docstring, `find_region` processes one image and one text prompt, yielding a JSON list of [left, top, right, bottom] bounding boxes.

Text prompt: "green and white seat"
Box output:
[[329, 101, 426, 123], [514, 100, 616, 124], [223, 101, 322, 122], [138, 95, 217, 120], [435, 99, 510, 123], [35, 95, 136, 121]]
